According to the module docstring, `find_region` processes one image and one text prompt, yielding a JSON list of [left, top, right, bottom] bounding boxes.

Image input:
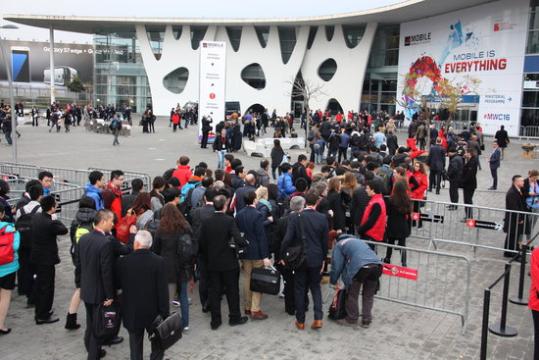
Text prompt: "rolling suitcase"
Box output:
[[250, 267, 281, 295]]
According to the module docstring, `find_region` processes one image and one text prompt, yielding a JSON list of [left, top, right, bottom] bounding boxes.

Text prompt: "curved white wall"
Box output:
[[136, 23, 377, 116]]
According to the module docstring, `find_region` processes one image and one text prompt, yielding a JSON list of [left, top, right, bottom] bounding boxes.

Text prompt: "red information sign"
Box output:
[[382, 264, 418, 281]]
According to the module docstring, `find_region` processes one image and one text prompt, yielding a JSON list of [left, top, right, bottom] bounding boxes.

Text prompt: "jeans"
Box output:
[[168, 281, 189, 328], [112, 131, 120, 146], [294, 266, 323, 323], [345, 265, 382, 323], [217, 150, 226, 169], [490, 166, 498, 189], [128, 329, 164, 360], [4, 130, 12, 145]]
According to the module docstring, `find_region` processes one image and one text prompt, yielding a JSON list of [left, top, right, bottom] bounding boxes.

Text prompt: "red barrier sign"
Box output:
[[382, 264, 418, 281]]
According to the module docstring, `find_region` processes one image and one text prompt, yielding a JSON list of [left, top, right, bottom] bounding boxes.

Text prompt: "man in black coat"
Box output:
[[201, 116, 213, 149], [446, 147, 464, 210], [117, 230, 169, 360], [292, 154, 311, 186], [427, 137, 446, 194], [78, 210, 116, 359], [351, 185, 370, 235], [495, 125, 510, 160], [199, 195, 248, 330], [461, 149, 478, 219], [504, 175, 528, 257], [281, 191, 328, 330], [31, 195, 68, 324], [190, 187, 218, 312], [233, 173, 257, 212]]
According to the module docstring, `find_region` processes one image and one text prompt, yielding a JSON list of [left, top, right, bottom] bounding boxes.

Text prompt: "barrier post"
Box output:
[[509, 243, 528, 305], [480, 288, 491, 360], [489, 263, 518, 337]]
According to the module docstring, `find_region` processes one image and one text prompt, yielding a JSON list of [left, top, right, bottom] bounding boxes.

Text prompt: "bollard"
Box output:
[[480, 288, 491, 360], [489, 263, 518, 337], [510, 243, 528, 305]]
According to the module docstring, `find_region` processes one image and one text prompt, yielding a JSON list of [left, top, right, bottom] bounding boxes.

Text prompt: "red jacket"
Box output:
[[360, 194, 387, 241], [172, 165, 191, 188], [171, 113, 180, 125], [103, 182, 123, 225], [530, 248, 539, 311], [411, 171, 428, 200]]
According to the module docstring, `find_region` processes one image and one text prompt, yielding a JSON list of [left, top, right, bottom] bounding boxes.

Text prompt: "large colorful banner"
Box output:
[[396, 0, 528, 136], [198, 41, 226, 139]]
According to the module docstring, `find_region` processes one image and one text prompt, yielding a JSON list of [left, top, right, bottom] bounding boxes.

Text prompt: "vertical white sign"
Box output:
[[198, 41, 226, 140]]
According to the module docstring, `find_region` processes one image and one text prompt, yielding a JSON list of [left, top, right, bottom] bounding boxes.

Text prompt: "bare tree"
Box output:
[[287, 75, 326, 147]]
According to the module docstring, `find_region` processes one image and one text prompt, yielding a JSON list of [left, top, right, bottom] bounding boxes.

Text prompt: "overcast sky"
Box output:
[[0, 0, 404, 43]]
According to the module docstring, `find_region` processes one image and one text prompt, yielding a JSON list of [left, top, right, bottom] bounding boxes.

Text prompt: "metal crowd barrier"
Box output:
[[520, 125, 539, 138], [408, 198, 539, 257], [364, 240, 471, 331], [51, 187, 85, 224]]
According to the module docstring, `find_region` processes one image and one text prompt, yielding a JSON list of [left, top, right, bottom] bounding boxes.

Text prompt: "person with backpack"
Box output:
[[65, 196, 97, 331], [110, 115, 122, 146], [15, 183, 43, 306], [31, 195, 68, 324], [153, 203, 195, 331], [277, 163, 296, 199], [329, 235, 382, 329], [0, 203, 20, 335]]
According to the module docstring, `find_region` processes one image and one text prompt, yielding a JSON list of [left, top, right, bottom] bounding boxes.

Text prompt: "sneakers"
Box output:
[[251, 311, 269, 320], [171, 300, 180, 307]]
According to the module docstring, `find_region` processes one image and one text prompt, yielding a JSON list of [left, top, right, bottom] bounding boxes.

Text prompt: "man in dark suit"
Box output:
[[117, 230, 169, 360], [427, 137, 446, 194], [78, 210, 116, 359], [282, 191, 328, 330], [488, 140, 502, 190], [199, 195, 248, 330], [31, 195, 68, 324], [504, 175, 528, 257], [190, 187, 218, 312], [233, 173, 257, 212], [235, 191, 271, 320]]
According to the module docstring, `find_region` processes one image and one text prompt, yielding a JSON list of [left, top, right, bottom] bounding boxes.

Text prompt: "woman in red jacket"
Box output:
[[530, 247, 539, 359], [411, 161, 428, 201]]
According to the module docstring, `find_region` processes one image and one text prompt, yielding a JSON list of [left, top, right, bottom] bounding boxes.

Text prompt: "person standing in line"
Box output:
[[235, 191, 272, 320], [357, 180, 387, 250], [503, 175, 528, 258], [199, 195, 249, 330], [330, 235, 382, 328], [461, 149, 478, 219], [31, 195, 68, 324], [525, 170, 539, 234], [201, 116, 212, 148], [0, 204, 20, 335], [427, 137, 445, 195], [84, 171, 105, 211], [118, 230, 169, 360], [281, 191, 328, 330], [446, 146, 464, 210], [383, 180, 412, 266], [78, 210, 115, 359], [495, 125, 510, 160], [529, 245, 539, 360], [488, 140, 502, 190]]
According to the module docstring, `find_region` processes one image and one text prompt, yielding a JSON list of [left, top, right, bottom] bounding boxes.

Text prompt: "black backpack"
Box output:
[[177, 232, 196, 266], [15, 206, 40, 249]]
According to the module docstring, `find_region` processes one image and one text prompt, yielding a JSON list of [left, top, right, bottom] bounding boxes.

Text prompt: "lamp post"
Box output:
[[0, 24, 19, 163]]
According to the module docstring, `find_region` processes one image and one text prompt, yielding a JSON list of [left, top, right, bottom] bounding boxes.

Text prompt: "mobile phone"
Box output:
[[11, 46, 30, 82]]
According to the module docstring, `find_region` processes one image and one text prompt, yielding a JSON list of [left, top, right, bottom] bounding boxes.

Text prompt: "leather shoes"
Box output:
[[311, 320, 323, 329], [35, 316, 59, 325], [251, 311, 268, 320], [0, 328, 11, 335], [104, 336, 123, 346], [99, 349, 107, 358], [229, 316, 248, 326], [295, 321, 305, 330], [211, 321, 222, 330]]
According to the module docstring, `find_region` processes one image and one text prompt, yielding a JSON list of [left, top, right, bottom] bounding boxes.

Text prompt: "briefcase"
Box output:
[[250, 267, 281, 295], [149, 312, 182, 351], [93, 303, 121, 341]]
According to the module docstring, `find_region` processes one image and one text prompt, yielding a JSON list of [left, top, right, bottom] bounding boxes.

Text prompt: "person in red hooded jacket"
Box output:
[[102, 170, 125, 226], [357, 179, 387, 251], [411, 161, 428, 202], [172, 156, 191, 189], [530, 246, 539, 359]]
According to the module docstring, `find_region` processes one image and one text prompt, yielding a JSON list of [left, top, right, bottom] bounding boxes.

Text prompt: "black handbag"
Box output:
[[283, 213, 306, 270], [149, 312, 182, 351], [93, 303, 121, 340], [229, 231, 249, 259], [250, 266, 281, 295], [328, 288, 347, 320]]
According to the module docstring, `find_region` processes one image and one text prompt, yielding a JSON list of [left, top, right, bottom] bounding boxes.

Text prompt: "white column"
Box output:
[[49, 26, 55, 104]]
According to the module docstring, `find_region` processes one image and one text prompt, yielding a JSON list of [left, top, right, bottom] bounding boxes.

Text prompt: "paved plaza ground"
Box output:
[[0, 119, 538, 359]]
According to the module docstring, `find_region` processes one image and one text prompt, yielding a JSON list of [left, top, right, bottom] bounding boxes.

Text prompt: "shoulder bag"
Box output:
[[283, 213, 306, 270]]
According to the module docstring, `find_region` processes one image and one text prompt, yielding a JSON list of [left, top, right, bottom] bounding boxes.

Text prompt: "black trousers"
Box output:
[[449, 181, 459, 204], [429, 170, 442, 192], [275, 264, 308, 315], [463, 188, 475, 218], [34, 263, 55, 319], [201, 131, 209, 148], [294, 266, 322, 323], [197, 257, 209, 309], [208, 269, 241, 324], [17, 247, 35, 300], [338, 147, 348, 163], [128, 329, 164, 360], [84, 302, 102, 360], [490, 166, 498, 189], [532, 310, 539, 360], [384, 237, 407, 265]]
